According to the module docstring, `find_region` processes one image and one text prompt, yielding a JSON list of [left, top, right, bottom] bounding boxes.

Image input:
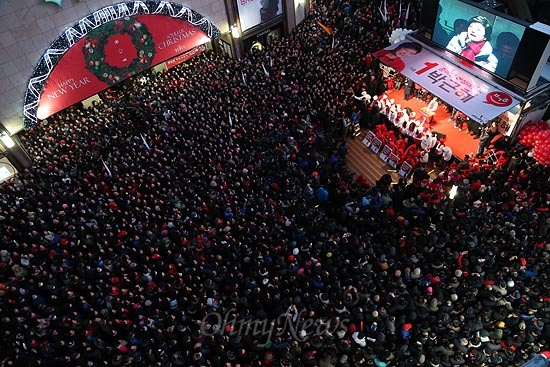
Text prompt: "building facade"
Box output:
[[0, 0, 309, 134]]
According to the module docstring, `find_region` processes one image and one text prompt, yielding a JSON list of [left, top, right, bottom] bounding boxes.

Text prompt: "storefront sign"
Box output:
[[375, 40, 520, 125], [166, 44, 206, 69]]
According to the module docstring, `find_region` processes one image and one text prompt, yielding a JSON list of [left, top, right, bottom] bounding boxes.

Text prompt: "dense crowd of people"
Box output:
[[0, 0, 549, 366]]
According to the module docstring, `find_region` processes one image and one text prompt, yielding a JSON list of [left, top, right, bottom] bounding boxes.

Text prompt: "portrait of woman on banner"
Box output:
[[373, 42, 423, 73]]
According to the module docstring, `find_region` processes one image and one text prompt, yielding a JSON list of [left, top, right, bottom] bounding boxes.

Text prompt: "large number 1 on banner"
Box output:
[[415, 62, 438, 75]]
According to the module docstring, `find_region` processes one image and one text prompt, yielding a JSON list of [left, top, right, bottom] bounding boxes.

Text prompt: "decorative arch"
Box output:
[[23, 0, 221, 129]]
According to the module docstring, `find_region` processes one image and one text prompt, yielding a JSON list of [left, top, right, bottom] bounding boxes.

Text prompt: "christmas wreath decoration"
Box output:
[[83, 16, 155, 84]]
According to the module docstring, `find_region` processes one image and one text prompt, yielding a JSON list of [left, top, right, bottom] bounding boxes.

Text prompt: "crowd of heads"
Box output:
[[0, 0, 548, 366]]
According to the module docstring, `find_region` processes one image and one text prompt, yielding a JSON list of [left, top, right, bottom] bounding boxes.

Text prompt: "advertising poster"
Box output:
[[37, 15, 211, 120], [237, 0, 283, 32]]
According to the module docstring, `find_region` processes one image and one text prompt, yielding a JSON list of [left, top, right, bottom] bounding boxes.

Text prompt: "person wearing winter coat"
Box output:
[[446, 15, 498, 72]]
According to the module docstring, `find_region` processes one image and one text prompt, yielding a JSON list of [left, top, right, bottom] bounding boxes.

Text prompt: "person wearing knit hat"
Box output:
[[479, 329, 491, 343], [352, 331, 367, 347], [319, 292, 330, 304], [264, 351, 275, 366], [401, 323, 413, 340], [0, 250, 10, 263]]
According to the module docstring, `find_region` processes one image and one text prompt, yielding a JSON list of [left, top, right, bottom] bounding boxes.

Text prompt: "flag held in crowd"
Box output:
[[101, 159, 112, 178], [379, 0, 388, 22], [140, 133, 151, 152], [404, 2, 410, 28], [262, 63, 270, 77], [317, 21, 333, 35]]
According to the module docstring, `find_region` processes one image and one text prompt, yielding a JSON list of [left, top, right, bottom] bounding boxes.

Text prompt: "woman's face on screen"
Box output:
[[467, 22, 486, 42]]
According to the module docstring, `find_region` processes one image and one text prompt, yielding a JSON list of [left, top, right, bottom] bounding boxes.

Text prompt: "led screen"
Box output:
[[237, 0, 283, 33], [431, 0, 525, 79]]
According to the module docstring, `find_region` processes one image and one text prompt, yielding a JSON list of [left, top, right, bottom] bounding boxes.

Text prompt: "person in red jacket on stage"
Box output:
[[394, 136, 410, 157]]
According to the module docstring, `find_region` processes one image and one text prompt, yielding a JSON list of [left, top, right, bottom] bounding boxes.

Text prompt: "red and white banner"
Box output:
[[375, 40, 520, 125], [37, 15, 210, 120], [166, 44, 206, 69]]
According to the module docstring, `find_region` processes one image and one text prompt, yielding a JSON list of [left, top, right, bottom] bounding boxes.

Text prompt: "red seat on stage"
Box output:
[[374, 123, 388, 138], [384, 130, 396, 145]]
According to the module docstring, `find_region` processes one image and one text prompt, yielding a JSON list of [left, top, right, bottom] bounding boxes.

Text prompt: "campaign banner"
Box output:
[[387, 153, 400, 169], [37, 15, 210, 120], [237, 0, 283, 32], [370, 137, 383, 154], [374, 40, 520, 125], [362, 130, 376, 147], [398, 160, 413, 177], [379, 144, 393, 162]]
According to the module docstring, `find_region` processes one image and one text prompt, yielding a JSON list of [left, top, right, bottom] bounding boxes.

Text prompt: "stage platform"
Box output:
[[381, 89, 481, 160]]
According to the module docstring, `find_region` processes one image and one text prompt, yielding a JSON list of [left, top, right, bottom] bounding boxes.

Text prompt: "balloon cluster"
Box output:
[[518, 120, 550, 165], [389, 28, 414, 44]]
